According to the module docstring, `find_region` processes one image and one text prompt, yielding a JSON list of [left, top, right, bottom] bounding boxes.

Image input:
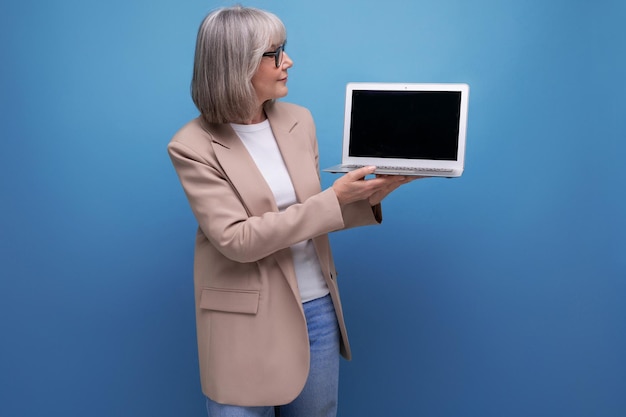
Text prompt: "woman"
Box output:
[[168, 6, 413, 417]]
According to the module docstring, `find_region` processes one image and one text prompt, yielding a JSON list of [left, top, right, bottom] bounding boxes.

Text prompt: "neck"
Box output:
[[247, 106, 266, 124]]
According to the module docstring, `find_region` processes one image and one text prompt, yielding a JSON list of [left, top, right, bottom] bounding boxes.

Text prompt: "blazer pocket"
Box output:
[[199, 287, 260, 315]]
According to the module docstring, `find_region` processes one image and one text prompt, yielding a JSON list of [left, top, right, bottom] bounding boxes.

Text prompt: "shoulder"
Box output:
[[170, 117, 212, 145], [168, 117, 234, 158], [169, 118, 210, 148], [167, 118, 227, 168]]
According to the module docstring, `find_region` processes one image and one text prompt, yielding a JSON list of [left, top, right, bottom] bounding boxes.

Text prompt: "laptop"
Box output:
[[323, 82, 470, 177]]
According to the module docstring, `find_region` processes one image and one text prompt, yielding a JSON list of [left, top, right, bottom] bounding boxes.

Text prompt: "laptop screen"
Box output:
[[348, 90, 462, 161]]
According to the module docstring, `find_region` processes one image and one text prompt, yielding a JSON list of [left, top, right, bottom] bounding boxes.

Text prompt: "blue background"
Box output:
[[2, 0, 625, 416]]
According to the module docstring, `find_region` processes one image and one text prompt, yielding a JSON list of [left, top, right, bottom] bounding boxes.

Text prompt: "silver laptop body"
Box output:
[[324, 82, 470, 177]]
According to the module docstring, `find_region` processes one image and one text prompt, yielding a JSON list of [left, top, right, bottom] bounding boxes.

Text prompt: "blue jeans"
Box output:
[[205, 294, 340, 417]]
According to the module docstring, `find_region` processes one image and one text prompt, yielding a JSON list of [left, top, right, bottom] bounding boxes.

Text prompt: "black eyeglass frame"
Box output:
[[262, 42, 286, 68]]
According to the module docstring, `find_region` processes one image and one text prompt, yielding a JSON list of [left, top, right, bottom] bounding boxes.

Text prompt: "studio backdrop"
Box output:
[[1, 0, 625, 416]]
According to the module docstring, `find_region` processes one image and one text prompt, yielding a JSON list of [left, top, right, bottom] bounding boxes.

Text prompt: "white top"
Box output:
[[231, 120, 329, 303]]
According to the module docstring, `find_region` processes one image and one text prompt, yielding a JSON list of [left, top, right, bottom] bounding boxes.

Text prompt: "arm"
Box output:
[[168, 140, 346, 263]]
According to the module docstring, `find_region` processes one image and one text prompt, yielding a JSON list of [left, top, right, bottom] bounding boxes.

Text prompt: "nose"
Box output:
[[281, 51, 293, 68]]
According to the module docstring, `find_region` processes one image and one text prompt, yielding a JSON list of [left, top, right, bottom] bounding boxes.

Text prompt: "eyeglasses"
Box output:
[[262, 42, 286, 68]]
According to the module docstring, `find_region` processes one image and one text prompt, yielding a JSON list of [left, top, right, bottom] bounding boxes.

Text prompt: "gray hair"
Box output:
[[191, 5, 287, 124]]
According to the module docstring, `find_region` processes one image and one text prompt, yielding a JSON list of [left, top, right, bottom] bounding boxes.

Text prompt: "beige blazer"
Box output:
[[168, 101, 381, 406]]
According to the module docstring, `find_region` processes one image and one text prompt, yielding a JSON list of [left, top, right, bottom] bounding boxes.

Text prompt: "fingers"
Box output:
[[375, 174, 426, 181], [346, 165, 377, 180], [367, 174, 424, 205], [333, 167, 413, 206], [332, 168, 379, 206], [368, 174, 408, 187]]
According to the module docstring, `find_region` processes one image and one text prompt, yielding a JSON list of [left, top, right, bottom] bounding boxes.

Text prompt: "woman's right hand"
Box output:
[[331, 166, 410, 206]]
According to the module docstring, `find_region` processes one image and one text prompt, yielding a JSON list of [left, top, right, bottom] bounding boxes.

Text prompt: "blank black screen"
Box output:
[[349, 90, 461, 160]]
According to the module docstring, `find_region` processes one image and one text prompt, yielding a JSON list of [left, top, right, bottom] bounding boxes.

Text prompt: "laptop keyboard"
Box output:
[[346, 164, 453, 173]]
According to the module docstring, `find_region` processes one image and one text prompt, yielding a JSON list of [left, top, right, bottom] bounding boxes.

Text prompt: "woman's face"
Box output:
[[251, 43, 293, 106]]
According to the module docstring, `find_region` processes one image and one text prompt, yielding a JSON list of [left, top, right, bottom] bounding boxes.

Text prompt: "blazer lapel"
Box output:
[[266, 103, 322, 203], [205, 122, 278, 216]]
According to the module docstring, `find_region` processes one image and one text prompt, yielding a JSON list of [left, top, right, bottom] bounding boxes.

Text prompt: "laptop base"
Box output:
[[323, 164, 460, 177]]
